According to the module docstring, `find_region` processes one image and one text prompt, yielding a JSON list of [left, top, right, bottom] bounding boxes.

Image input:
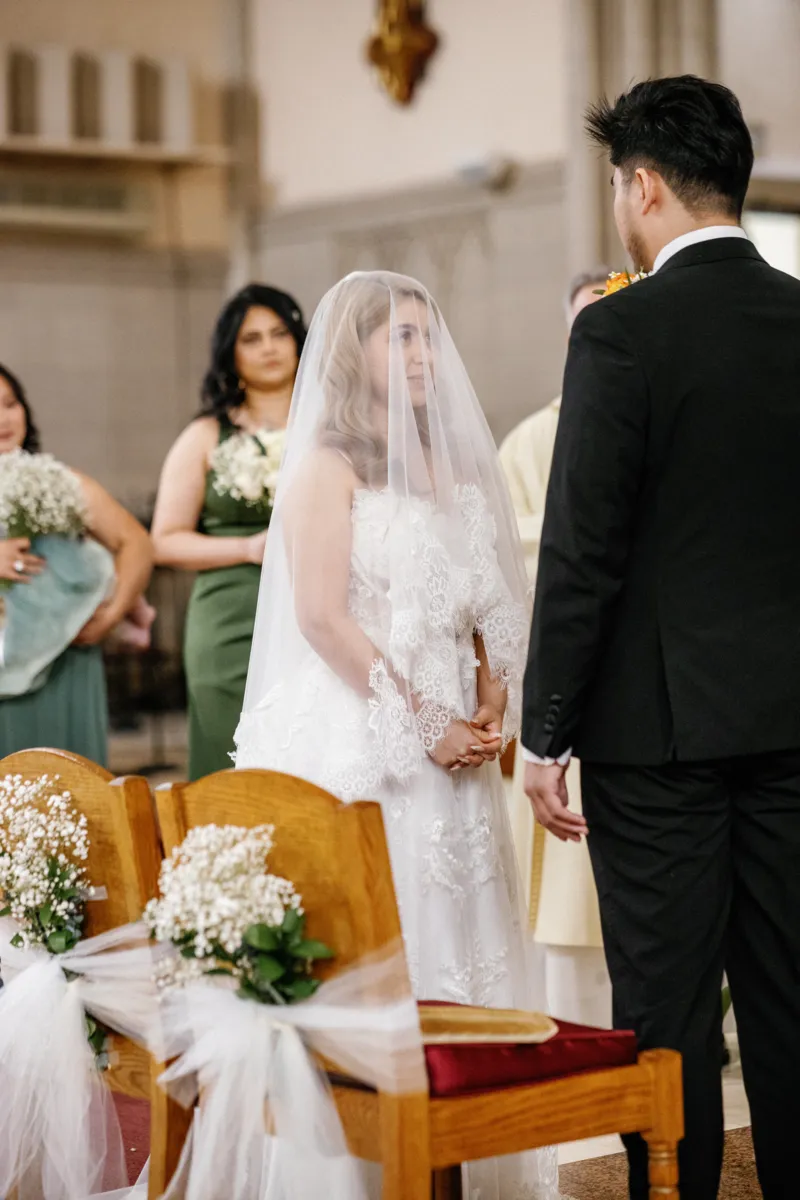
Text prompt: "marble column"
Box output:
[[565, 0, 605, 274]]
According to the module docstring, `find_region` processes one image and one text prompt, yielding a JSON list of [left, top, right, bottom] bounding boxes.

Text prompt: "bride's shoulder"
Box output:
[[288, 445, 359, 503]]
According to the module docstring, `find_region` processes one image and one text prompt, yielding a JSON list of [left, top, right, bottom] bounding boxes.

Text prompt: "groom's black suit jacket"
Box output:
[[522, 237, 800, 764]]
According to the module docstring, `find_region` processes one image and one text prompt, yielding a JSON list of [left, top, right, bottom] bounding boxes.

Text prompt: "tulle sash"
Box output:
[[0, 924, 424, 1200], [0, 920, 156, 1200], [157, 946, 426, 1200]]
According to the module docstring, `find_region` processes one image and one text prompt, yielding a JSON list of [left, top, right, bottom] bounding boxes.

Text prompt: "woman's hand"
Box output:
[[430, 719, 499, 771], [0, 538, 44, 583], [469, 703, 504, 762], [245, 529, 268, 565]]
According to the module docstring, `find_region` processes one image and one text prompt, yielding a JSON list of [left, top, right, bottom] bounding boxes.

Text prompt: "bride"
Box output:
[[235, 271, 560, 1199]]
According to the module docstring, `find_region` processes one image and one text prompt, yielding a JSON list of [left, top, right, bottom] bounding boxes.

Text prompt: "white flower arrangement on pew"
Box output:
[[0, 773, 110, 1066], [144, 822, 333, 1004], [209, 428, 285, 516], [0, 450, 87, 544]]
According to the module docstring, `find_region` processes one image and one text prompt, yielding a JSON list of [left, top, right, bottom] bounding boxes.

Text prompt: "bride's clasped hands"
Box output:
[[431, 712, 503, 772]]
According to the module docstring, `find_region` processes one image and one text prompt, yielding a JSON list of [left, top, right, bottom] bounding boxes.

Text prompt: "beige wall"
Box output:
[[0, 0, 228, 77], [0, 241, 227, 509], [258, 163, 568, 444], [719, 0, 800, 166], [0, 1, 234, 501], [0, 0, 234, 252], [254, 0, 567, 206]]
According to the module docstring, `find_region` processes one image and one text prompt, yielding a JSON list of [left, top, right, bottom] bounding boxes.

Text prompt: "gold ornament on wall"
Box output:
[[367, 1, 440, 106]]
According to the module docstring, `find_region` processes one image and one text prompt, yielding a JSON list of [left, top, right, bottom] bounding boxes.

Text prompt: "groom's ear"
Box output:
[[635, 167, 659, 216]]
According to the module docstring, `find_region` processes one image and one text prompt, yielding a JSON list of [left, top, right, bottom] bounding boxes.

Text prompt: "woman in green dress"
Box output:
[[0, 364, 154, 765], [151, 284, 307, 779]]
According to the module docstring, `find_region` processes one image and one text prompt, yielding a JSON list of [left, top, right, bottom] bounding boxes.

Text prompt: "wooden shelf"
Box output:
[[0, 136, 229, 168]]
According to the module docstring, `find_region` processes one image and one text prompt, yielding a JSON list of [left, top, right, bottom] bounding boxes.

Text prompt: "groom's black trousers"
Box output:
[[581, 751, 800, 1200]]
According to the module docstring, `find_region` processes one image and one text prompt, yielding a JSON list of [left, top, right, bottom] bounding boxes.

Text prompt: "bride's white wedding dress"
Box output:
[[236, 484, 560, 1200]]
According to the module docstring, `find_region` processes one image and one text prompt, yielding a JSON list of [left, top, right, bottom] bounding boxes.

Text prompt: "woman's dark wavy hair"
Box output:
[[200, 283, 307, 423], [586, 75, 754, 219], [0, 364, 41, 452]]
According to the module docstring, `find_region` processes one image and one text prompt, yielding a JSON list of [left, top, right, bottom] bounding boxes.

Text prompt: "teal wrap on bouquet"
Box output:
[[0, 535, 114, 699]]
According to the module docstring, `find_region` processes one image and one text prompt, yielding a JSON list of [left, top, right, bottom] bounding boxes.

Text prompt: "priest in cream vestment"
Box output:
[[500, 268, 613, 1026]]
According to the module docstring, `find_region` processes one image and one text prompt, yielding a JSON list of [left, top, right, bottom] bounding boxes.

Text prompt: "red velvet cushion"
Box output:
[[421, 1007, 638, 1098]]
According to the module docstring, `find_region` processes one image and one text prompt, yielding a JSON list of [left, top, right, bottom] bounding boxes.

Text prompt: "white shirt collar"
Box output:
[[652, 225, 749, 274]]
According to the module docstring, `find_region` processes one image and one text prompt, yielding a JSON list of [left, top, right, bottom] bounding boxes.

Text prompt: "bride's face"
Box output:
[[362, 296, 432, 411]]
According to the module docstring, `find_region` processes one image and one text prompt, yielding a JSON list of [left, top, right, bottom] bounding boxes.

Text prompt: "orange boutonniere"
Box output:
[[594, 269, 649, 297]]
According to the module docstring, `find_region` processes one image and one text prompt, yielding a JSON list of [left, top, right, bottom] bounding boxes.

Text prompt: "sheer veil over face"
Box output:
[[236, 271, 530, 776]]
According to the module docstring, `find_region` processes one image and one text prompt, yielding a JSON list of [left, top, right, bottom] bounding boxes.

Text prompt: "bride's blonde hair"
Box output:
[[318, 275, 431, 484]]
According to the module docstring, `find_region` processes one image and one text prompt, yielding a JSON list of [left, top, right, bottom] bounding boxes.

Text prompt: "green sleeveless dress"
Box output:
[[0, 645, 107, 764], [184, 423, 267, 779]]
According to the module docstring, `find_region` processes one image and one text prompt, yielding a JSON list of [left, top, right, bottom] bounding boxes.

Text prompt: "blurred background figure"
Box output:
[[151, 285, 306, 778], [0, 365, 152, 764], [500, 268, 612, 1028]]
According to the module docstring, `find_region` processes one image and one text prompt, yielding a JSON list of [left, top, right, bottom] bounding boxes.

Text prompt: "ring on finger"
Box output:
[[13, 559, 24, 575]]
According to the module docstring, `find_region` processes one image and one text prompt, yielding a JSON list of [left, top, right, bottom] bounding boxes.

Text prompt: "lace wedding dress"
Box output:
[[235, 484, 560, 1200]]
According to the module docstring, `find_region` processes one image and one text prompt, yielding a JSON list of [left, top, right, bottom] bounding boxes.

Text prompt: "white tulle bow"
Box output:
[[157, 946, 427, 1200], [0, 919, 157, 1200]]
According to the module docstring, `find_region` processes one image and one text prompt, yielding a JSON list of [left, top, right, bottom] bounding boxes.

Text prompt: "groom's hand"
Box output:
[[524, 762, 588, 843]]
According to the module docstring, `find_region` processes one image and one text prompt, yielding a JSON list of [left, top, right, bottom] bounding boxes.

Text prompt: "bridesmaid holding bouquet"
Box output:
[[151, 284, 307, 779], [0, 365, 153, 763]]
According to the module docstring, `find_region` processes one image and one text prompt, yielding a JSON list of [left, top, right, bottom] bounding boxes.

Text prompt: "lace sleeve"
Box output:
[[368, 660, 461, 775], [367, 659, 424, 783]]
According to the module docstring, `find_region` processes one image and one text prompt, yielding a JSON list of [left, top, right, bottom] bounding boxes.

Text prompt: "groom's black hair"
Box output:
[[586, 75, 754, 219]]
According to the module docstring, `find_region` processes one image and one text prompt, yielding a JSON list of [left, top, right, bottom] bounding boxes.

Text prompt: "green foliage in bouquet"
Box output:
[[146, 822, 333, 1006], [181, 906, 333, 1005]]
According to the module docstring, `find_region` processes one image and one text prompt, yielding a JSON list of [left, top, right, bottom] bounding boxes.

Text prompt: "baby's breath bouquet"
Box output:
[[0, 450, 114, 697], [0, 449, 87, 542], [0, 773, 109, 1065], [145, 822, 332, 1004], [210, 429, 285, 517]]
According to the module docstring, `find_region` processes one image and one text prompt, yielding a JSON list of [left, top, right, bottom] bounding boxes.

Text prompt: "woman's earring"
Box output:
[[237, 377, 246, 392]]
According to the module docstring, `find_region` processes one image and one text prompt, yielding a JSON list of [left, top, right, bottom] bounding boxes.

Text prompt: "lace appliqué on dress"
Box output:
[[440, 936, 510, 1006], [366, 659, 423, 784], [419, 811, 501, 901]]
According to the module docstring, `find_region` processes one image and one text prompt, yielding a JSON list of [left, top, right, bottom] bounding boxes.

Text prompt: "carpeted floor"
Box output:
[[560, 1128, 758, 1199], [113, 1094, 151, 1184]]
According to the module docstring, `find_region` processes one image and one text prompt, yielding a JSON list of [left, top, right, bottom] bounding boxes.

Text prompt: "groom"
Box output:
[[522, 76, 800, 1199]]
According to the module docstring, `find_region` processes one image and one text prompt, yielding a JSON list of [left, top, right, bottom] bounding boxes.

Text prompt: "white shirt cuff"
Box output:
[[521, 745, 572, 767]]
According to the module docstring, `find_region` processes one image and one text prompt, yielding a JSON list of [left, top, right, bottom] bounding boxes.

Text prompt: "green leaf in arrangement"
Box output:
[[10, 933, 23, 948], [47, 929, 70, 954], [38, 904, 53, 927], [237, 981, 261, 1003], [254, 954, 286, 983], [204, 967, 234, 978], [281, 908, 303, 938], [281, 978, 319, 1000], [244, 923, 280, 952], [0, 906, 11, 918], [295, 939, 334, 961]]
